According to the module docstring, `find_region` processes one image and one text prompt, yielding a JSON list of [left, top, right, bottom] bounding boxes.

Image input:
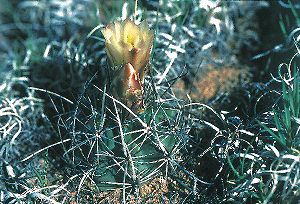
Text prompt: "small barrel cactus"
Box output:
[[94, 19, 183, 195], [94, 106, 181, 192]]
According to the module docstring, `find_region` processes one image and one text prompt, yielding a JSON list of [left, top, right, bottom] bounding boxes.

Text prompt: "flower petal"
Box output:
[[123, 19, 140, 47], [101, 26, 113, 43], [114, 21, 121, 42]]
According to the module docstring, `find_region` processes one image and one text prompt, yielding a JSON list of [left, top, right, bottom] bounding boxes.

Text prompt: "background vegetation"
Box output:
[[0, 0, 299, 203]]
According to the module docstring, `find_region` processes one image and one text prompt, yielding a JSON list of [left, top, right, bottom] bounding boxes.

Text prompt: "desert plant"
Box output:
[[57, 19, 191, 201]]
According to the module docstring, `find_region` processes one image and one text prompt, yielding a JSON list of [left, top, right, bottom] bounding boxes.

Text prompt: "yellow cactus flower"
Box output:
[[101, 19, 154, 82], [101, 19, 154, 113]]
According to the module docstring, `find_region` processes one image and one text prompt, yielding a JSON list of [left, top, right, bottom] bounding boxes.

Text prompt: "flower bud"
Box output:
[[111, 63, 144, 113]]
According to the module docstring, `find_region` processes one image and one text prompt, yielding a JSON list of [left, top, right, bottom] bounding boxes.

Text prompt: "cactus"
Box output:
[[94, 102, 182, 192], [93, 19, 181, 193]]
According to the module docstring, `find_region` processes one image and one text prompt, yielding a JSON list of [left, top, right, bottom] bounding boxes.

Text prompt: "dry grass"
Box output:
[[173, 65, 251, 102]]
